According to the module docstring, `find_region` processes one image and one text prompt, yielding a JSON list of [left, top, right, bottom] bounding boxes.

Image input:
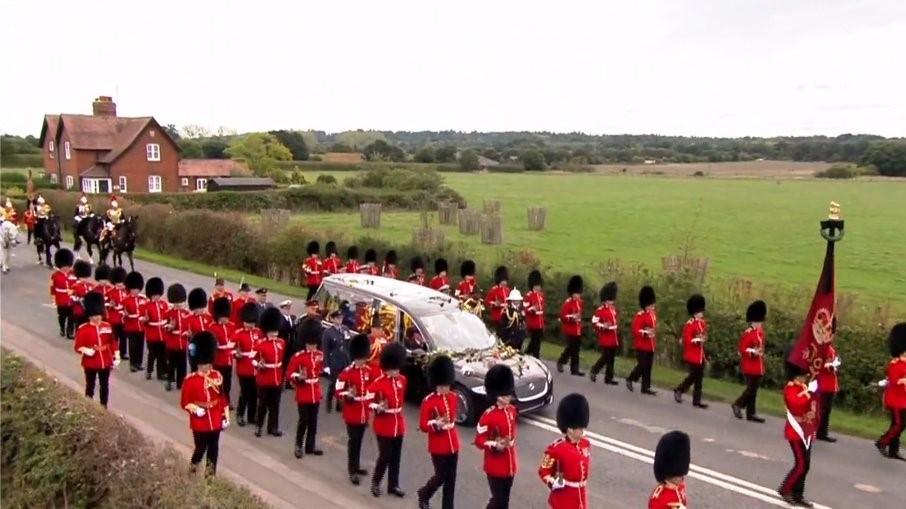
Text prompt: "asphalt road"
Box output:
[[1, 247, 902, 509]]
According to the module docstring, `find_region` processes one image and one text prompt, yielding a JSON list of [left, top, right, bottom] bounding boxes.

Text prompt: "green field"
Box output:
[[292, 172, 906, 304]]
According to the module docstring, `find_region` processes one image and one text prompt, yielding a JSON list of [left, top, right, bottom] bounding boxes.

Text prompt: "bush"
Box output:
[[316, 174, 337, 185], [486, 165, 525, 173], [459, 150, 479, 171], [815, 163, 878, 179], [521, 150, 547, 171]]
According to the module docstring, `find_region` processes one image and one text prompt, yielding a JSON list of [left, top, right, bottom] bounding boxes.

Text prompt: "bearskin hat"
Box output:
[[686, 294, 706, 316], [53, 248, 74, 268], [94, 264, 111, 282], [145, 277, 164, 298], [494, 266, 509, 285], [190, 331, 217, 366], [167, 283, 187, 304], [325, 241, 337, 255], [212, 297, 232, 320], [654, 431, 691, 483], [73, 259, 92, 279], [83, 291, 105, 317], [385, 250, 397, 265], [259, 306, 283, 334], [746, 300, 767, 323], [347, 245, 359, 260], [238, 282, 251, 293], [349, 333, 371, 360], [380, 342, 407, 371], [435, 258, 448, 274], [567, 275, 583, 295], [783, 345, 809, 380], [556, 393, 590, 433], [125, 271, 144, 291], [600, 281, 618, 302], [429, 355, 456, 388], [299, 319, 323, 346], [528, 269, 543, 289], [110, 266, 127, 285], [307, 240, 320, 256], [460, 260, 476, 278], [411, 256, 425, 273], [365, 248, 377, 264], [639, 286, 656, 309], [484, 364, 516, 400], [187, 288, 207, 310], [240, 302, 260, 324], [889, 322, 906, 357]]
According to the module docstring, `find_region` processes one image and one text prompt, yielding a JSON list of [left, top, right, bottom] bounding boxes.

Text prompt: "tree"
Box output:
[[435, 145, 457, 163], [363, 140, 406, 162], [336, 130, 386, 151], [201, 139, 229, 159], [180, 139, 203, 158], [163, 123, 181, 142], [521, 150, 547, 171], [459, 149, 479, 171], [861, 141, 906, 177], [268, 130, 309, 160], [414, 146, 436, 163], [225, 133, 292, 176], [181, 124, 211, 139], [301, 130, 320, 153]]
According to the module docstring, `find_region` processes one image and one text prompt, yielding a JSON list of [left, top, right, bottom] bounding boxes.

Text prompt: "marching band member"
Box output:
[[539, 393, 591, 509], [92, 265, 112, 316], [417, 355, 460, 509], [344, 245, 361, 274], [207, 276, 233, 315], [302, 240, 323, 299], [181, 331, 229, 477], [429, 258, 450, 294], [165, 283, 191, 391], [778, 346, 819, 507], [499, 289, 527, 351], [50, 249, 75, 338], [875, 322, 906, 460], [336, 334, 380, 485], [209, 297, 237, 403], [589, 282, 619, 384], [287, 327, 325, 458], [523, 270, 546, 358], [142, 277, 169, 381], [732, 300, 767, 422], [255, 307, 286, 438], [557, 275, 585, 377], [363, 248, 381, 276], [409, 256, 426, 286], [369, 342, 408, 498], [108, 267, 129, 358], [475, 364, 518, 509], [382, 250, 400, 279], [816, 340, 841, 442], [324, 241, 343, 275], [186, 288, 213, 371], [627, 286, 658, 395], [233, 302, 262, 426], [230, 282, 252, 327], [122, 271, 148, 372], [649, 431, 690, 509], [485, 266, 510, 334], [69, 260, 94, 329], [674, 294, 709, 408], [74, 291, 119, 408], [455, 260, 479, 301]]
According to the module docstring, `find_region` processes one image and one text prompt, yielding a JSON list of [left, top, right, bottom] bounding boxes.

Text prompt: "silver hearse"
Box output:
[[315, 273, 554, 424]]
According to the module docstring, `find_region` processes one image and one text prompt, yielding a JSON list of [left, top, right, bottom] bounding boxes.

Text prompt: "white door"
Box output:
[[81, 178, 112, 194], [196, 178, 208, 192]]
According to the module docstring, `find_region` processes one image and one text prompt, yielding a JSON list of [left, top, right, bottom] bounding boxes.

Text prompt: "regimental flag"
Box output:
[[788, 241, 836, 376]]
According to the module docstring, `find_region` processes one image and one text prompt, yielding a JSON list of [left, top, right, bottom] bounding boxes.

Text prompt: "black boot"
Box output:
[[294, 446, 304, 459], [731, 404, 743, 419], [255, 426, 263, 437]]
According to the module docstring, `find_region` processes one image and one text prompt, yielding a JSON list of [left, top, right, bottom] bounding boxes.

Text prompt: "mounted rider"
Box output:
[[34, 193, 52, 231], [3, 197, 18, 224], [73, 193, 93, 230], [101, 195, 124, 243]]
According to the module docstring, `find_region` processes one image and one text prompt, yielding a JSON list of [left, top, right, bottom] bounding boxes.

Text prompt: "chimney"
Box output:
[[92, 96, 117, 117]]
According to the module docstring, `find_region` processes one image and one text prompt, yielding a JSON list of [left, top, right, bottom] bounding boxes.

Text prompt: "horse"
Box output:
[[73, 215, 104, 264], [107, 216, 137, 271], [35, 214, 62, 268], [0, 220, 20, 273]]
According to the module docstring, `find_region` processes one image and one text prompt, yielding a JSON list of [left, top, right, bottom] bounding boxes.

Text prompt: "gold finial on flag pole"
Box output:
[[828, 201, 841, 220]]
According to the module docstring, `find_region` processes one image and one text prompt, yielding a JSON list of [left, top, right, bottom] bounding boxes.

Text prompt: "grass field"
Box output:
[[290, 171, 906, 304]]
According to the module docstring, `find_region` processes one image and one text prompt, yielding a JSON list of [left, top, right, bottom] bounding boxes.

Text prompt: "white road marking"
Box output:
[[616, 417, 666, 434], [853, 484, 882, 493], [702, 437, 716, 443], [524, 414, 832, 509], [725, 448, 772, 461]]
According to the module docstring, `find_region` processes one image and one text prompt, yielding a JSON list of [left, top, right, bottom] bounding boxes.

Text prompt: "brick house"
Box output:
[[177, 159, 245, 192], [39, 96, 182, 193]]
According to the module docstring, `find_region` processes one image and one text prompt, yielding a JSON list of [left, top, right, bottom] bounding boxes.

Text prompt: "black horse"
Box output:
[[35, 214, 62, 268], [73, 215, 104, 263], [104, 216, 137, 271]]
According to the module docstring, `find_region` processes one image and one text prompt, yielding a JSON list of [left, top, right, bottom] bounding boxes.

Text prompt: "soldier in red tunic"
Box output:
[[485, 266, 510, 335], [429, 258, 450, 294], [674, 294, 709, 408], [455, 260, 479, 302], [417, 355, 460, 509], [108, 267, 128, 358], [556, 275, 585, 376], [649, 430, 690, 509], [143, 277, 169, 381], [50, 249, 75, 338], [590, 282, 619, 384], [364, 248, 381, 276], [70, 259, 94, 329], [207, 276, 233, 315], [181, 331, 229, 476], [186, 288, 213, 371], [92, 265, 112, 320], [255, 307, 286, 437], [165, 283, 190, 391], [303, 241, 323, 299], [875, 323, 906, 460], [287, 330, 325, 458], [627, 286, 658, 395], [475, 364, 518, 509], [344, 245, 361, 274], [409, 256, 426, 286], [337, 334, 380, 485], [324, 241, 342, 275], [523, 270, 545, 358], [74, 292, 119, 408], [233, 302, 262, 427], [539, 393, 591, 509], [778, 346, 819, 507], [122, 271, 147, 372], [209, 297, 236, 403], [382, 250, 400, 279], [816, 340, 841, 442], [369, 342, 408, 498], [732, 300, 767, 422], [230, 283, 252, 327]]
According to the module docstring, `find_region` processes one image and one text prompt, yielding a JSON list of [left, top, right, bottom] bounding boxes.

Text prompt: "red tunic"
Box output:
[[324, 255, 342, 275], [419, 391, 460, 455], [592, 304, 619, 348], [784, 381, 818, 444], [682, 317, 707, 366], [303, 255, 323, 287], [181, 370, 229, 432], [230, 296, 248, 327], [208, 321, 237, 368], [475, 404, 519, 478], [631, 309, 657, 352], [93, 283, 112, 320], [368, 373, 407, 437], [287, 350, 324, 404], [344, 259, 361, 274], [455, 278, 478, 300], [883, 358, 906, 410], [143, 299, 170, 343], [104, 285, 125, 326], [410, 273, 426, 286], [254, 337, 285, 387], [738, 326, 765, 376], [559, 297, 583, 337], [539, 437, 591, 509], [165, 307, 191, 351], [648, 482, 687, 509], [336, 363, 380, 425], [70, 280, 92, 318], [233, 326, 262, 378], [429, 275, 450, 294], [524, 290, 546, 331], [382, 263, 400, 279], [368, 332, 389, 370], [816, 343, 839, 393], [185, 312, 213, 339], [74, 321, 116, 370], [122, 293, 148, 334], [207, 289, 234, 315], [485, 284, 509, 324], [365, 264, 381, 276]]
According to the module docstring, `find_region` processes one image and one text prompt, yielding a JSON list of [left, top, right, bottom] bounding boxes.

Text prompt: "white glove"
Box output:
[[745, 348, 758, 355], [113, 358, 121, 368], [878, 379, 889, 388], [194, 407, 206, 417], [291, 372, 302, 381], [80, 347, 96, 357], [251, 360, 259, 368], [831, 357, 841, 369], [807, 380, 818, 393], [323, 367, 331, 376], [550, 477, 566, 490], [442, 422, 456, 431], [222, 417, 230, 429]]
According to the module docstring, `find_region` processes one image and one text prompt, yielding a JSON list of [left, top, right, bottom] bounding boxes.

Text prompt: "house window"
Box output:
[[146, 143, 161, 161], [64, 141, 71, 160], [180, 177, 189, 187], [49, 140, 55, 159], [196, 178, 208, 191], [65, 175, 74, 189], [119, 176, 128, 193], [148, 175, 162, 193], [49, 173, 58, 184]]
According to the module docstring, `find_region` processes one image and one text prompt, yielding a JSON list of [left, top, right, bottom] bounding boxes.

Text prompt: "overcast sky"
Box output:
[[2, 0, 905, 138]]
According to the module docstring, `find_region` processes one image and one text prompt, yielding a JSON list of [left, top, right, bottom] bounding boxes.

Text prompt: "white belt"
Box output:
[[350, 395, 370, 402], [563, 480, 587, 488], [382, 407, 402, 414], [125, 314, 139, 319], [304, 378, 320, 384], [260, 363, 281, 369], [147, 321, 166, 326], [54, 288, 69, 293]]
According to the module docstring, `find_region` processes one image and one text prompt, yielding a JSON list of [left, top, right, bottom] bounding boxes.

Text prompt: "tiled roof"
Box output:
[[178, 159, 242, 177]]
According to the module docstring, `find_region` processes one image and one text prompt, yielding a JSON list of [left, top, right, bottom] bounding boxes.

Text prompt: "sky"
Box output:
[[2, 0, 905, 138]]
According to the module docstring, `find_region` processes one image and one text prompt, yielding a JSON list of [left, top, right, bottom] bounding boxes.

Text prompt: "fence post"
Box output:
[[459, 209, 481, 235], [527, 207, 546, 231], [480, 213, 503, 245], [483, 200, 501, 215], [360, 203, 382, 228]]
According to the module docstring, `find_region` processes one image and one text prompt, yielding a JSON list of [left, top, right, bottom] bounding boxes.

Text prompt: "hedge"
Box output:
[[0, 350, 269, 509], [0, 153, 43, 168]]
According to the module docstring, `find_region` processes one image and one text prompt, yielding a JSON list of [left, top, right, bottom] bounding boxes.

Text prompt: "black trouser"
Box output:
[[486, 475, 514, 509], [347, 423, 367, 474], [557, 335, 582, 373], [307, 285, 318, 300], [676, 362, 705, 404], [237, 376, 257, 422], [256, 386, 281, 432], [779, 440, 811, 498], [167, 349, 188, 388], [295, 403, 320, 452], [817, 391, 835, 438], [877, 408, 905, 456], [27, 229, 33, 244], [215, 365, 233, 404], [419, 453, 458, 509], [283, 343, 300, 386], [590, 346, 618, 381], [325, 375, 339, 409], [191, 430, 221, 474], [113, 324, 127, 358], [734, 375, 762, 417], [373, 435, 404, 490], [627, 350, 654, 390], [84, 368, 111, 407], [146, 341, 167, 379], [57, 306, 73, 337], [127, 332, 145, 368], [525, 329, 543, 358]]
